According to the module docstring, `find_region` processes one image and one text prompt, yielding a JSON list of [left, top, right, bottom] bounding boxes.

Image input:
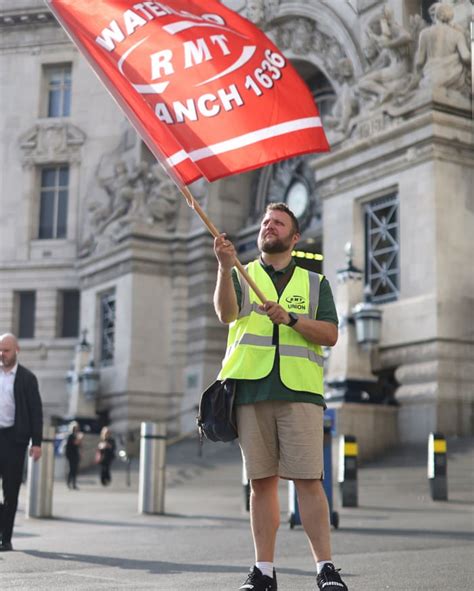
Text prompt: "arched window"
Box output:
[[292, 59, 336, 119], [247, 60, 334, 230]]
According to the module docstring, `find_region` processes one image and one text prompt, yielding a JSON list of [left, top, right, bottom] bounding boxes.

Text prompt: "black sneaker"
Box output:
[[239, 566, 277, 590], [316, 563, 348, 590]]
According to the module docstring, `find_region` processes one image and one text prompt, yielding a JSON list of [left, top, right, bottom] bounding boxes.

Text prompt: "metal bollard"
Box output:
[[288, 480, 301, 528], [242, 463, 250, 512], [323, 415, 338, 528], [289, 413, 339, 529], [26, 426, 56, 518], [138, 422, 167, 514], [118, 449, 132, 487], [428, 432, 448, 501], [338, 434, 358, 507]]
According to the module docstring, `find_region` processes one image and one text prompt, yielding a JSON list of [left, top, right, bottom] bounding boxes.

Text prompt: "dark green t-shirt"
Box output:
[[231, 259, 338, 407]]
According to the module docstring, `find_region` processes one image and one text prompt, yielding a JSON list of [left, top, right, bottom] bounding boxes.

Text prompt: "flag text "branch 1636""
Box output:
[[155, 49, 287, 124]]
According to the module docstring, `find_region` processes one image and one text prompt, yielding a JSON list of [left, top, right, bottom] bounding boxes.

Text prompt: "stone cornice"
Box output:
[[379, 338, 474, 366], [0, 259, 77, 271], [318, 139, 472, 200], [314, 106, 473, 198], [78, 258, 173, 290], [0, 8, 57, 28], [76, 231, 201, 287]]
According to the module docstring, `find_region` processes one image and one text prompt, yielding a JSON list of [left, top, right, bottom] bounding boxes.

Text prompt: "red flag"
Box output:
[[47, 1, 329, 185]]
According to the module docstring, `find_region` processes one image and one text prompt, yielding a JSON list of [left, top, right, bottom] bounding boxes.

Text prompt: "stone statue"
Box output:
[[145, 164, 181, 232], [415, 2, 471, 95], [80, 159, 181, 256], [246, 0, 264, 26], [324, 58, 359, 134], [94, 160, 143, 231], [357, 6, 412, 106]]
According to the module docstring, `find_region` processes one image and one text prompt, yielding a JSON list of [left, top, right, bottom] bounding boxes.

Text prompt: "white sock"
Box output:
[[317, 560, 334, 574], [255, 562, 274, 578]]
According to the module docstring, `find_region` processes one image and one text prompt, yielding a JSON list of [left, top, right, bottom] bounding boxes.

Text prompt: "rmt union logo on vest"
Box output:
[[286, 295, 306, 311]]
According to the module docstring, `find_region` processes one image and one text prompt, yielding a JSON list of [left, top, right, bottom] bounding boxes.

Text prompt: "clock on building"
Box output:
[[250, 155, 321, 234], [285, 177, 310, 220]]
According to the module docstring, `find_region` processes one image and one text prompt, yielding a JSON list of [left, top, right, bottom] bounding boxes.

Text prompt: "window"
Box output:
[[59, 290, 80, 338], [16, 291, 36, 339], [44, 64, 72, 117], [364, 193, 400, 303], [100, 291, 116, 365], [39, 165, 69, 239]]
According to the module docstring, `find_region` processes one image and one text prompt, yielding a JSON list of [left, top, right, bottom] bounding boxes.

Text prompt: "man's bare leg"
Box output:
[[294, 479, 332, 561], [250, 475, 280, 561]]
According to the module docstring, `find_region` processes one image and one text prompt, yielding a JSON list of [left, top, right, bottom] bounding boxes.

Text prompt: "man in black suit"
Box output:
[[0, 333, 43, 552]]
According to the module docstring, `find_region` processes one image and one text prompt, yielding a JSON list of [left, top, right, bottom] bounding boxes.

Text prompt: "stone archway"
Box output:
[[230, 1, 364, 258], [268, 2, 364, 82]]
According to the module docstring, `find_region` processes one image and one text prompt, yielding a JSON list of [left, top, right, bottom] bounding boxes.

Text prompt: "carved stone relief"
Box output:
[[414, 3, 471, 95], [323, 1, 471, 143], [324, 58, 359, 134], [357, 6, 413, 107], [80, 159, 181, 257], [19, 121, 86, 166], [273, 16, 347, 80], [356, 0, 382, 12], [246, 0, 280, 28]]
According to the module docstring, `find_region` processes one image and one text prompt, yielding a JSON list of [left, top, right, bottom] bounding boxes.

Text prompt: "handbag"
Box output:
[[197, 379, 238, 443]]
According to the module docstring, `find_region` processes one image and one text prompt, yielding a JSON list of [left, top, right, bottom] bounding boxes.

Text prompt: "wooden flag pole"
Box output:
[[181, 186, 267, 305]]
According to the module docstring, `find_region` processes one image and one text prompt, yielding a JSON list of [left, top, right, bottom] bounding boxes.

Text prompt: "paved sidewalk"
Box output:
[[0, 436, 473, 590]]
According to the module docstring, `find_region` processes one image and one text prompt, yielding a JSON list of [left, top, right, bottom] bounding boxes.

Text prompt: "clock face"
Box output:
[[285, 180, 309, 219]]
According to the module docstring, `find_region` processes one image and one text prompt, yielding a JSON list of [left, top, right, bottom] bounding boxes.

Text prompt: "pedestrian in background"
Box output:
[[0, 333, 43, 552], [65, 421, 82, 490], [213, 203, 348, 591], [97, 427, 116, 486]]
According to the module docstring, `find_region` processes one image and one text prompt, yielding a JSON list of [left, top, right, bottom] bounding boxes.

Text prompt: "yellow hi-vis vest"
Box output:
[[218, 261, 325, 395]]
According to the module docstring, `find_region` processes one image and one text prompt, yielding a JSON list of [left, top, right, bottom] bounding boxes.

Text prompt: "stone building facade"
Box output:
[[0, 0, 472, 451]]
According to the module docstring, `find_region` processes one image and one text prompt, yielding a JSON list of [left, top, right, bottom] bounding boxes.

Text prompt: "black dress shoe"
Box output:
[[0, 542, 13, 551]]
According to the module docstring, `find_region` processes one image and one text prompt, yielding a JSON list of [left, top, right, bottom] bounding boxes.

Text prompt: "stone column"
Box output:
[[78, 225, 187, 439], [381, 341, 474, 443]]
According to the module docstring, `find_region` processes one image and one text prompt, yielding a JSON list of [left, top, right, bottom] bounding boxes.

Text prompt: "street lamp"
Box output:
[[65, 329, 101, 416], [80, 360, 100, 401], [65, 368, 75, 398], [352, 286, 383, 350]]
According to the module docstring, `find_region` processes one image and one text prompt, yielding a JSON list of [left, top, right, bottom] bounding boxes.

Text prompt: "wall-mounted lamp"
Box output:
[[80, 360, 100, 401], [65, 368, 75, 397], [65, 330, 101, 418], [352, 287, 382, 350]]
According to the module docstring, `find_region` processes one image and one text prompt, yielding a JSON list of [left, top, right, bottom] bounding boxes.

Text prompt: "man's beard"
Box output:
[[258, 233, 293, 254], [0, 356, 16, 369]]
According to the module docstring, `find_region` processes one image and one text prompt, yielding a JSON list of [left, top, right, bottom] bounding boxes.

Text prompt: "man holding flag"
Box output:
[[214, 203, 347, 591], [47, 1, 347, 588]]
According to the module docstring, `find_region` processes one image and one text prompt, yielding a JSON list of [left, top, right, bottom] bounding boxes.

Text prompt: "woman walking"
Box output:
[[65, 421, 82, 490], [97, 427, 116, 486]]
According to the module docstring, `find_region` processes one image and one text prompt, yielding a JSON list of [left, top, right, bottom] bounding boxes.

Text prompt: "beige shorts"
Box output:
[[236, 401, 324, 480]]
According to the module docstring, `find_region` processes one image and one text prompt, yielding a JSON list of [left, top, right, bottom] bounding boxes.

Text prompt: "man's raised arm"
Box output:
[[213, 234, 239, 324]]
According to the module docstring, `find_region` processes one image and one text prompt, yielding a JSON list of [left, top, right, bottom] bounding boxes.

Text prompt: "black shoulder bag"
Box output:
[[196, 379, 238, 443]]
